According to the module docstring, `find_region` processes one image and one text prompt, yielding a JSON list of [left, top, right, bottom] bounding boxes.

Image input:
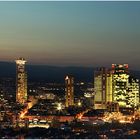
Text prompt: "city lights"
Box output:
[[15, 57, 27, 105], [56, 103, 62, 111], [1, 58, 140, 139], [1, 1, 140, 139], [65, 75, 74, 107], [77, 100, 82, 107]]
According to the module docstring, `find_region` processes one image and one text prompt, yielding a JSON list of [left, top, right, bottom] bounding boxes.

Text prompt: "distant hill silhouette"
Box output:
[[0, 62, 94, 83], [27, 65, 94, 83], [0, 61, 139, 83]]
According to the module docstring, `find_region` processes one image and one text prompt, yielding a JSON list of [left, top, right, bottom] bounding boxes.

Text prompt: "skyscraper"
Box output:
[[94, 64, 139, 110], [65, 75, 74, 107], [106, 70, 113, 103], [126, 77, 139, 108], [15, 58, 27, 105], [112, 64, 129, 108], [94, 67, 107, 109]]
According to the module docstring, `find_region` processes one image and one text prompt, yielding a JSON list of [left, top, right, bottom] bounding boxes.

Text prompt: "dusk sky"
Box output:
[[0, 2, 140, 69]]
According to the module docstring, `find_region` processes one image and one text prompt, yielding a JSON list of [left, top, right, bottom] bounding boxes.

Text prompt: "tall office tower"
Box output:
[[65, 75, 74, 107], [126, 77, 139, 108], [15, 58, 27, 105], [112, 64, 129, 108], [94, 67, 107, 109], [106, 70, 113, 103]]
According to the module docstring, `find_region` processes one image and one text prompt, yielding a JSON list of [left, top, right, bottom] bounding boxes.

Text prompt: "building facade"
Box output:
[[94, 64, 139, 110], [106, 70, 113, 103], [112, 64, 129, 107], [94, 67, 107, 109], [65, 75, 74, 107], [15, 58, 27, 105], [126, 77, 139, 108]]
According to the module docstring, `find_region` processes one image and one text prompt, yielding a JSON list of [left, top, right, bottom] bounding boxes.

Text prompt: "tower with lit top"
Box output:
[[15, 58, 27, 105], [65, 75, 74, 107]]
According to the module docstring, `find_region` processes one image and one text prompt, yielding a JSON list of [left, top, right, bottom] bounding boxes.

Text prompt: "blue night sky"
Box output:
[[0, 1, 140, 69]]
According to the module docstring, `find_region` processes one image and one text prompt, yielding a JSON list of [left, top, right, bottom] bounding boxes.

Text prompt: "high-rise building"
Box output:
[[94, 67, 107, 109], [112, 64, 129, 108], [106, 70, 113, 103], [94, 64, 139, 110], [65, 75, 74, 107], [126, 77, 139, 108], [15, 58, 27, 105]]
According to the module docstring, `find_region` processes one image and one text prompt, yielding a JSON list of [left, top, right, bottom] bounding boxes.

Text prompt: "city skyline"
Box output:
[[0, 2, 140, 69]]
